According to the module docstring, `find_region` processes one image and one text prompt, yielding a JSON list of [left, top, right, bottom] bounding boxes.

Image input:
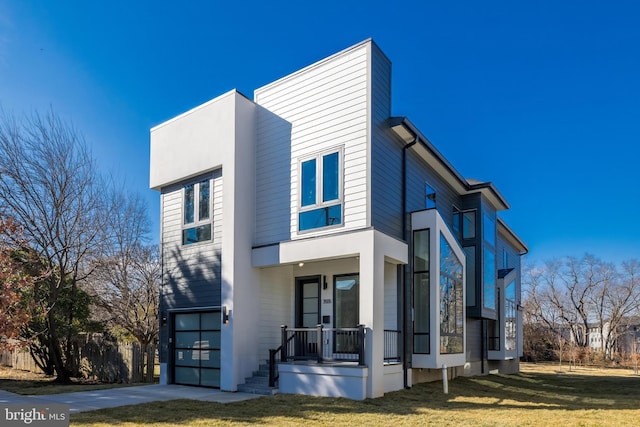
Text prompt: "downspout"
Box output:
[[401, 137, 417, 389]]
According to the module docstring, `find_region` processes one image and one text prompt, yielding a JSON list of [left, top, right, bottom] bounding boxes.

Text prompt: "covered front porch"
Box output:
[[251, 229, 408, 399], [266, 324, 402, 399]]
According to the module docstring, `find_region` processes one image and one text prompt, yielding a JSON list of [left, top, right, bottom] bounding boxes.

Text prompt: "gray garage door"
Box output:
[[173, 311, 221, 388]]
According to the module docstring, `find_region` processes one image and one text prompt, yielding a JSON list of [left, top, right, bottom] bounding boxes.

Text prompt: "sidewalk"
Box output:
[[0, 384, 262, 413]]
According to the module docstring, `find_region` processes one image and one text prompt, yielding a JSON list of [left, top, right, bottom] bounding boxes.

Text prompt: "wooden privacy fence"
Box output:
[[1, 342, 157, 383], [1, 348, 43, 373]]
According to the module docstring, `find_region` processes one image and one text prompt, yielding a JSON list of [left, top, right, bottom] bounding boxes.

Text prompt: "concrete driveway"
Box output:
[[0, 384, 262, 413]]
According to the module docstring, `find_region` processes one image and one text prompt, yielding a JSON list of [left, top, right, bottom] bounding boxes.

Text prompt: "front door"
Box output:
[[295, 276, 321, 358], [296, 276, 321, 328]]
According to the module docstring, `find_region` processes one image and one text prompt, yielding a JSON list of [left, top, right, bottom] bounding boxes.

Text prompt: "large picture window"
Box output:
[[440, 233, 463, 354], [298, 149, 342, 231], [182, 179, 212, 245]]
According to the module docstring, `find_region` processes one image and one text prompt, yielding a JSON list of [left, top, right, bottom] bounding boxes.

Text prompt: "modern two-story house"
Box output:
[[149, 39, 527, 400]]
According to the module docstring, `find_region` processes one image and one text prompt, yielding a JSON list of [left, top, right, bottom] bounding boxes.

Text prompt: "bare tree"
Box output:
[[0, 109, 110, 382], [598, 260, 640, 359], [524, 255, 640, 365], [89, 193, 160, 382], [525, 262, 569, 364]]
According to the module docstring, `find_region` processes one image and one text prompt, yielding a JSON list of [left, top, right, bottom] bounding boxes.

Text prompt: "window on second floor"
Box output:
[[425, 183, 436, 209], [483, 213, 496, 310], [298, 149, 343, 232], [453, 208, 476, 241], [182, 179, 212, 245]]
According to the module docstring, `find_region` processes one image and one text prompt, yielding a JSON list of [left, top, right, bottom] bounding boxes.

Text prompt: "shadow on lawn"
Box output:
[[70, 371, 640, 425]]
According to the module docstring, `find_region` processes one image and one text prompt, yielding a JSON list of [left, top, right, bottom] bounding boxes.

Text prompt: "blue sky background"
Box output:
[[1, 1, 639, 264]]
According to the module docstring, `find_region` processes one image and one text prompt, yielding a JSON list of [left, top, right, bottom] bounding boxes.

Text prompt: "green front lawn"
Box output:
[[69, 363, 640, 426]]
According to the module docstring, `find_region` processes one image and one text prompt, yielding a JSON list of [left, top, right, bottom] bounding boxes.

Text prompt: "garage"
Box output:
[[172, 310, 221, 387]]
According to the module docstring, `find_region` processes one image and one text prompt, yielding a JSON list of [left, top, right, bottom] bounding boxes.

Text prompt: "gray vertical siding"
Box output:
[[466, 318, 483, 361], [406, 151, 462, 229], [370, 44, 405, 239]]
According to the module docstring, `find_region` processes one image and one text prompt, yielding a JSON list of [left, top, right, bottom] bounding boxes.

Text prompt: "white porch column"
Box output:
[[359, 233, 386, 398]]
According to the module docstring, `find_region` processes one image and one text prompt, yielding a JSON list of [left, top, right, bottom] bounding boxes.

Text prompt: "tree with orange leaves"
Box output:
[[0, 217, 34, 351]]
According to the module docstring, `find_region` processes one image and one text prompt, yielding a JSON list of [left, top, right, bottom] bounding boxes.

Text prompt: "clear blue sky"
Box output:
[[1, 1, 639, 264]]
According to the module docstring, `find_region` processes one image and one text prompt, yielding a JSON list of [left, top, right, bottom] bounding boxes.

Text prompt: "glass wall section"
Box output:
[[505, 279, 516, 351], [413, 229, 430, 354], [483, 214, 496, 310], [483, 248, 495, 310], [483, 214, 495, 246], [440, 233, 464, 354]]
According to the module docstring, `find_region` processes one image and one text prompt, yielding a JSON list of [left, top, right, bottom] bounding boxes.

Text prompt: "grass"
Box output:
[[67, 363, 640, 426], [0, 366, 142, 395]]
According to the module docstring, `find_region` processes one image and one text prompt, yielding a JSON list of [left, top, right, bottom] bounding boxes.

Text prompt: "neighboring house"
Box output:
[[149, 39, 527, 400], [587, 323, 607, 352], [615, 319, 640, 356], [588, 319, 640, 357]]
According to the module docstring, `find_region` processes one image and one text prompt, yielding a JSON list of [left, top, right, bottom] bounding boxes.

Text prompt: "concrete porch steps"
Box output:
[[237, 363, 279, 395]]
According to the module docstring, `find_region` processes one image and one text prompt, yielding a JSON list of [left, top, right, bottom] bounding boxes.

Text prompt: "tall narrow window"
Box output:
[[463, 211, 476, 239], [483, 213, 496, 310], [505, 279, 516, 351], [334, 274, 359, 353], [299, 149, 343, 231], [413, 229, 430, 354], [182, 179, 212, 245], [425, 183, 436, 209], [452, 208, 460, 238], [440, 233, 464, 354]]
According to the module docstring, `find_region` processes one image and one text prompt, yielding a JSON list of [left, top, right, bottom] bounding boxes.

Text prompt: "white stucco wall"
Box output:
[[151, 90, 260, 391]]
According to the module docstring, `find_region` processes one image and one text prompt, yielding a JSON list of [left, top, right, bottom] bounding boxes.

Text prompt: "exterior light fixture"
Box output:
[[298, 262, 304, 267]]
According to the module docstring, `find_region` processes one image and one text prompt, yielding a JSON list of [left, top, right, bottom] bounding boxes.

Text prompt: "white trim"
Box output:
[[296, 146, 345, 233], [181, 177, 214, 246], [411, 209, 467, 369]]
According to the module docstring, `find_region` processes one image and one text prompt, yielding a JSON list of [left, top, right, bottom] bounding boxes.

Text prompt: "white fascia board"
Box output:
[[251, 229, 408, 268]]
